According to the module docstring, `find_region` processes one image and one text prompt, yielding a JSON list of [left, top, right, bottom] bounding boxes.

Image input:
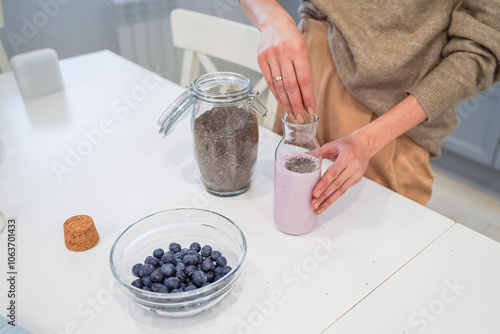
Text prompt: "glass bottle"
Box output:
[[158, 72, 267, 196], [274, 113, 322, 235]]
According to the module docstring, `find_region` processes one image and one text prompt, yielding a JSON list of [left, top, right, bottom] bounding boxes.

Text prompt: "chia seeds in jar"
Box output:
[[194, 106, 259, 195]]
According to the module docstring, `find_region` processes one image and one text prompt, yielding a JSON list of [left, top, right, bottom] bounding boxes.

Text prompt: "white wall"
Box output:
[[0, 0, 301, 82], [0, 0, 119, 60]]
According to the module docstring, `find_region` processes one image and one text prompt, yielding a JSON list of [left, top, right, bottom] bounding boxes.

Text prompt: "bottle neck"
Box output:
[[282, 114, 319, 140]]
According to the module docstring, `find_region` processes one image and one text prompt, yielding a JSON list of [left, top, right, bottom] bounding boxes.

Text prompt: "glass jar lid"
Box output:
[[157, 90, 195, 137]]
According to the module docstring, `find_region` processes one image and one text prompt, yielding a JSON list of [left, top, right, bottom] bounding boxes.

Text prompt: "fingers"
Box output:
[[257, 39, 314, 121], [313, 175, 362, 215], [311, 141, 342, 202], [310, 135, 371, 215], [259, 60, 283, 106], [280, 60, 305, 120], [311, 163, 350, 215], [312, 158, 346, 199], [292, 49, 316, 113], [271, 69, 294, 116], [311, 156, 364, 215]]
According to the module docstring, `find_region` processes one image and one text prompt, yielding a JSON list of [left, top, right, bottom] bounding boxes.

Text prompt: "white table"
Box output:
[[0, 51, 457, 333], [325, 224, 500, 333]]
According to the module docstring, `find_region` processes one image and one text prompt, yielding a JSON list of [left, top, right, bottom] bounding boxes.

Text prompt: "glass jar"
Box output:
[[158, 72, 267, 196], [274, 113, 322, 235]]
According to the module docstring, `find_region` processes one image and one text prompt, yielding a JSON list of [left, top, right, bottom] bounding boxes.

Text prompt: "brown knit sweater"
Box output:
[[300, 0, 500, 156]]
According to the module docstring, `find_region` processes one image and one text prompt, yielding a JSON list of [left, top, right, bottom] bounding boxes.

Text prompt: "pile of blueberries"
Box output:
[[131, 242, 232, 293]]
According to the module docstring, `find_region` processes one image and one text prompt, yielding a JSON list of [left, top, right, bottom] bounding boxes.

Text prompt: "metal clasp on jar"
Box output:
[[247, 90, 268, 117]]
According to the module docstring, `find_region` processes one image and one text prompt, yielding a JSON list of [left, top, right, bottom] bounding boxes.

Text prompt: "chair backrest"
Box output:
[[170, 8, 277, 130], [0, 0, 11, 73]]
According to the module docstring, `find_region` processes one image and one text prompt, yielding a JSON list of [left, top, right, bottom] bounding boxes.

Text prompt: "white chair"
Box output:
[[0, 0, 11, 73], [170, 8, 277, 130]]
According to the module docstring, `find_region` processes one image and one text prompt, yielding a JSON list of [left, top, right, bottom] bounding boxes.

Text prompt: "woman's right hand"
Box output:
[[257, 16, 316, 121]]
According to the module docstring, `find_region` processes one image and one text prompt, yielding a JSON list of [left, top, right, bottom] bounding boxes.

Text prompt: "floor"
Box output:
[[426, 152, 500, 243]]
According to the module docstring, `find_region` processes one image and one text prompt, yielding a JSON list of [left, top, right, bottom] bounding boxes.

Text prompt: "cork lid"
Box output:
[[63, 215, 99, 251]]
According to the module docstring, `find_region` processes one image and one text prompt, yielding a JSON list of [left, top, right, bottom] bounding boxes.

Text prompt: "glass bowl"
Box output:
[[109, 208, 247, 317]]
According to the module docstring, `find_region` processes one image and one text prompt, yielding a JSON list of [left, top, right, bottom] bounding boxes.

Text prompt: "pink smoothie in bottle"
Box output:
[[274, 152, 321, 235]]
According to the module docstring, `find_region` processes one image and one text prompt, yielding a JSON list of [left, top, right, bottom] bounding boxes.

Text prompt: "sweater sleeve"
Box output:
[[407, 0, 500, 122]]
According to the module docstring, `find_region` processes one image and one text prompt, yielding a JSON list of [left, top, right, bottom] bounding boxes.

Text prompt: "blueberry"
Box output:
[[175, 271, 188, 284], [187, 249, 198, 256], [183, 254, 198, 266], [174, 254, 184, 265], [201, 258, 215, 272], [153, 248, 164, 259], [181, 248, 189, 254], [151, 283, 168, 293], [175, 263, 186, 272], [142, 276, 153, 287], [139, 264, 155, 277], [184, 285, 197, 292], [197, 254, 203, 264], [201, 245, 212, 257], [190, 242, 201, 252], [213, 274, 222, 282], [150, 269, 164, 283], [142, 286, 152, 291], [214, 267, 222, 276], [170, 288, 183, 293], [216, 256, 227, 268], [221, 266, 232, 275], [132, 263, 142, 277], [205, 271, 214, 282], [164, 277, 181, 290], [169, 242, 182, 253], [184, 265, 197, 277], [201, 282, 211, 288], [210, 251, 221, 261], [160, 263, 176, 277], [161, 253, 176, 265], [131, 279, 143, 288], [191, 270, 207, 287], [145, 256, 160, 267]]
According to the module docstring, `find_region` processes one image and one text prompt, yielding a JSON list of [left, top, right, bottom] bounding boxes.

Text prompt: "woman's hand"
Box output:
[[239, 0, 315, 120], [257, 17, 316, 121], [311, 133, 373, 215], [310, 95, 428, 214]]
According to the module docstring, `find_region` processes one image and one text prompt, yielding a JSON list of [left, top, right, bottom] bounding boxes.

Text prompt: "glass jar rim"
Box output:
[[282, 113, 319, 126], [192, 72, 252, 104]]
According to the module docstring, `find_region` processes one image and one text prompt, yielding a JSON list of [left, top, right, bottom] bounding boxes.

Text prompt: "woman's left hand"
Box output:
[[311, 133, 373, 215], [310, 95, 429, 214]]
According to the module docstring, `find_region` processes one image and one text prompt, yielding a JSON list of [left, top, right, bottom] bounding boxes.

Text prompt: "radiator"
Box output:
[[110, 0, 177, 79]]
